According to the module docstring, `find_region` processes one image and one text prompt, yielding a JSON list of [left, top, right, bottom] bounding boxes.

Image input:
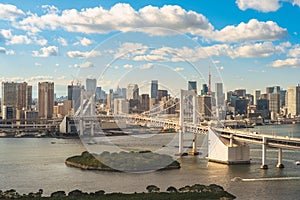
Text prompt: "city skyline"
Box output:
[[1, 1, 300, 96]]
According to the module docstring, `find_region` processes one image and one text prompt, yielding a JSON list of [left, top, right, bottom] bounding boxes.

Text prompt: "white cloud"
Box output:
[[80, 61, 95, 68], [0, 47, 14, 55], [133, 54, 169, 62], [174, 67, 184, 71], [57, 37, 68, 46], [74, 37, 93, 46], [139, 63, 154, 70], [67, 50, 101, 58], [32, 46, 59, 57], [17, 4, 213, 35], [236, 0, 281, 12], [34, 62, 41, 67], [0, 29, 12, 38], [26, 75, 53, 82], [33, 37, 48, 46], [0, 3, 25, 21], [123, 64, 133, 69], [293, 0, 300, 7], [288, 45, 300, 57], [115, 42, 149, 59], [271, 58, 300, 68], [208, 19, 287, 43], [41, 5, 60, 15]]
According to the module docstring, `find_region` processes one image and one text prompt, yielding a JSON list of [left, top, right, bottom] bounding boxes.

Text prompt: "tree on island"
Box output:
[[166, 186, 178, 193], [146, 185, 160, 193]]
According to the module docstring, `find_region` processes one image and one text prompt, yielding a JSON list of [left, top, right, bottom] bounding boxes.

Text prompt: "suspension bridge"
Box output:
[[73, 89, 300, 169]]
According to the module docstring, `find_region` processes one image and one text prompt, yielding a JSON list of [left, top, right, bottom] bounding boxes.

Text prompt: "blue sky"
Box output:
[[1, 0, 300, 97]]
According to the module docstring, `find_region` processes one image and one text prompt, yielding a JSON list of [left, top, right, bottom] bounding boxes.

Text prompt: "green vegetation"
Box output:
[[65, 151, 180, 172], [0, 184, 236, 199]]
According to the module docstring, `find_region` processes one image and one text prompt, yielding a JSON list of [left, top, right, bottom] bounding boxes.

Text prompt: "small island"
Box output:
[[65, 151, 181, 172]]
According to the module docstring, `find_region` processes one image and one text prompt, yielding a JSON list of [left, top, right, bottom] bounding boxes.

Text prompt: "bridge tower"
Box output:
[[178, 89, 198, 155]]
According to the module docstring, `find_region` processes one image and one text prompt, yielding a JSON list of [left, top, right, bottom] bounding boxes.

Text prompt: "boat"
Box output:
[[295, 161, 300, 165]]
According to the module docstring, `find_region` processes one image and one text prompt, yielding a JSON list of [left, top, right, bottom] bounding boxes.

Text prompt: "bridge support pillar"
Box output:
[[276, 148, 284, 168], [260, 137, 268, 169], [177, 129, 184, 155]]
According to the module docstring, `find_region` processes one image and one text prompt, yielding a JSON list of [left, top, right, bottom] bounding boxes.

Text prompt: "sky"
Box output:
[[1, 0, 300, 97]]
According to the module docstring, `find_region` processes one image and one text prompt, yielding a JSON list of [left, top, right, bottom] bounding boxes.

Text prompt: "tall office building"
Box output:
[[157, 90, 168, 101], [67, 84, 82, 111], [199, 95, 212, 119], [139, 94, 150, 112], [188, 81, 197, 94], [86, 78, 97, 94], [201, 84, 208, 96], [253, 90, 261, 105], [268, 93, 280, 115], [113, 98, 129, 115], [126, 84, 139, 100], [38, 82, 54, 119], [27, 85, 32, 109], [287, 85, 300, 117], [234, 89, 246, 97], [2, 82, 31, 119], [151, 80, 158, 99], [215, 83, 224, 107]]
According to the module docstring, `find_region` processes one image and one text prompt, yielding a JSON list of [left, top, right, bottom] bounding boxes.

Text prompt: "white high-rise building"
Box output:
[[253, 90, 261, 105], [287, 85, 300, 117], [113, 98, 129, 115], [126, 84, 139, 100]]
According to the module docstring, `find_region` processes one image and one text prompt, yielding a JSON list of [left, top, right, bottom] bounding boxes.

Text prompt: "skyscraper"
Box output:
[[287, 85, 300, 117], [253, 90, 261, 105], [2, 82, 31, 120], [268, 93, 280, 116], [215, 83, 224, 107], [27, 85, 32, 109], [188, 81, 197, 94], [151, 80, 158, 99], [126, 84, 139, 100], [67, 84, 82, 111], [86, 78, 97, 93], [201, 84, 208, 96], [38, 82, 54, 119]]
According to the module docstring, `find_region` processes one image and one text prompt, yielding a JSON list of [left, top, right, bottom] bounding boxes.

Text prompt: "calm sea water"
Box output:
[[0, 124, 300, 199]]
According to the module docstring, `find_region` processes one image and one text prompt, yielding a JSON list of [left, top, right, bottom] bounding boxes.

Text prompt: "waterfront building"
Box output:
[[27, 85, 32, 109], [287, 85, 300, 117], [38, 82, 54, 119], [1, 82, 31, 120], [253, 90, 261, 105], [151, 80, 158, 99], [268, 93, 280, 116], [257, 99, 269, 119], [235, 98, 249, 115]]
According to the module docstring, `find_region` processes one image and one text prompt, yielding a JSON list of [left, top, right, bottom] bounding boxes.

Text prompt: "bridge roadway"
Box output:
[[75, 114, 208, 134], [214, 127, 300, 150], [75, 114, 300, 151]]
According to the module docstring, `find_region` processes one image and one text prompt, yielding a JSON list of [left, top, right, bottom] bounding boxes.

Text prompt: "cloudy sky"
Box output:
[[1, 0, 300, 97]]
